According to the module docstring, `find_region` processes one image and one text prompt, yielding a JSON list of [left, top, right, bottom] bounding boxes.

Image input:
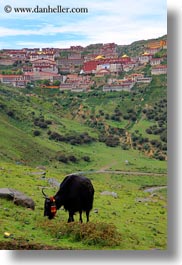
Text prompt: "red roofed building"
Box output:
[[139, 52, 152, 64], [32, 59, 58, 73], [70, 46, 84, 52], [8, 50, 27, 60], [151, 65, 167, 75], [0, 74, 30, 87], [150, 58, 162, 66], [83, 55, 131, 74], [103, 82, 134, 92], [83, 60, 99, 74], [24, 71, 62, 82], [0, 58, 15, 66], [120, 54, 131, 63], [96, 68, 111, 77], [145, 47, 161, 55], [101, 43, 118, 58], [30, 51, 55, 61]]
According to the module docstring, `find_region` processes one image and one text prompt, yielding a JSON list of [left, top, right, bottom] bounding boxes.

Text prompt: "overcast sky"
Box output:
[[0, 0, 167, 49]]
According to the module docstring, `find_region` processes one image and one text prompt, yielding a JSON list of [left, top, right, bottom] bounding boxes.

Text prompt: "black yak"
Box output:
[[42, 174, 94, 223]]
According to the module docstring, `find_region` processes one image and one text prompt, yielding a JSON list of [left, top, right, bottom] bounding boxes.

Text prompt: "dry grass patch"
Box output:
[[40, 221, 122, 247]]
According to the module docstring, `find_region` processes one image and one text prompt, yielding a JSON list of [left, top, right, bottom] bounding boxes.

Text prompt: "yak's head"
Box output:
[[42, 189, 57, 220]]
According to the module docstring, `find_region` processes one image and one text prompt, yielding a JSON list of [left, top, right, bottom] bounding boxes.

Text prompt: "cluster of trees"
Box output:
[[131, 130, 166, 160], [36, 79, 61, 86], [143, 98, 167, 143], [0, 104, 19, 121], [85, 112, 127, 148], [99, 134, 120, 147], [101, 107, 137, 123], [111, 107, 123, 122], [48, 131, 95, 145], [103, 107, 123, 122], [34, 116, 52, 129], [0, 70, 22, 75], [55, 152, 91, 164], [120, 79, 167, 161], [131, 132, 149, 146], [123, 108, 137, 122]]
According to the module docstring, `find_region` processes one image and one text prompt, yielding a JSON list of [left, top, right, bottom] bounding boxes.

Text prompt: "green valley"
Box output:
[[0, 64, 167, 250]]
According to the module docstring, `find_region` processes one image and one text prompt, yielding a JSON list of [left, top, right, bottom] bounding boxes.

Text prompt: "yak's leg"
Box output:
[[79, 210, 83, 223], [68, 211, 74, 222], [86, 210, 90, 222]]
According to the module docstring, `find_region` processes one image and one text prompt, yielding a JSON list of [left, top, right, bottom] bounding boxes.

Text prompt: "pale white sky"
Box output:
[[0, 0, 167, 48]]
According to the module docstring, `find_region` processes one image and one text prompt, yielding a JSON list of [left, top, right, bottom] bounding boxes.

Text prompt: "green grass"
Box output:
[[58, 117, 98, 138], [131, 118, 160, 140], [0, 113, 56, 165], [0, 162, 167, 250], [106, 119, 129, 129]]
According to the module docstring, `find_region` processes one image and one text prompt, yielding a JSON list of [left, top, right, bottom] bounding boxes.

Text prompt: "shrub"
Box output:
[[46, 120, 52, 125], [0, 103, 5, 109], [127, 108, 134, 113], [53, 80, 61, 86], [38, 122, 48, 129], [123, 114, 130, 120], [56, 154, 68, 163], [111, 115, 121, 122], [150, 139, 162, 148], [138, 137, 145, 144], [105, 113, 110, 120], [121, 143, 129, 150], [47, 130, 52, 135], [143, 143, 150, 151], [68, 155, 78, 163], [146, 128, 152, 134], [34, 117, 48, 129], [160, 131, 167, 143], [82, 156, 91, 162], [162, 144, 167, 151], [49, 132, 65, 141], [41, 221, 121, 247], [98, 134, 106, 143], [33, 130, 41, 136], [105, 135, 120, 147], [50, 132, 95, 145], [99, 110, 105, 116], [158, 155, 166, 161], [7, 110, 15, 117], [131, 134, 139, 142]]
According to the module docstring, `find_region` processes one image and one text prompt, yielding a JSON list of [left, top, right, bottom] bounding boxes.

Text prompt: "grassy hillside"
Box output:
[[0, 73, 167, 249], [0, 74, 167, 169]]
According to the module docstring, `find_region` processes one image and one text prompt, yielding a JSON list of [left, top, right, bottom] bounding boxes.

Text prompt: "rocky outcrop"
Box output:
[[0, 188, 35, 210], [100, 191, 118, 198]]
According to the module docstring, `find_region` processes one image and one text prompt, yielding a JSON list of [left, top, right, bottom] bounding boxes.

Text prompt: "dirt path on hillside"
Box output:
[[71, 160, 166, 177], [73, 169, 166, 177]]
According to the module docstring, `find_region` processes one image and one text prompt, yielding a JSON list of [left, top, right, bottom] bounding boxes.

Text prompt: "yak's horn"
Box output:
[[42, 188, 48, 198]]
